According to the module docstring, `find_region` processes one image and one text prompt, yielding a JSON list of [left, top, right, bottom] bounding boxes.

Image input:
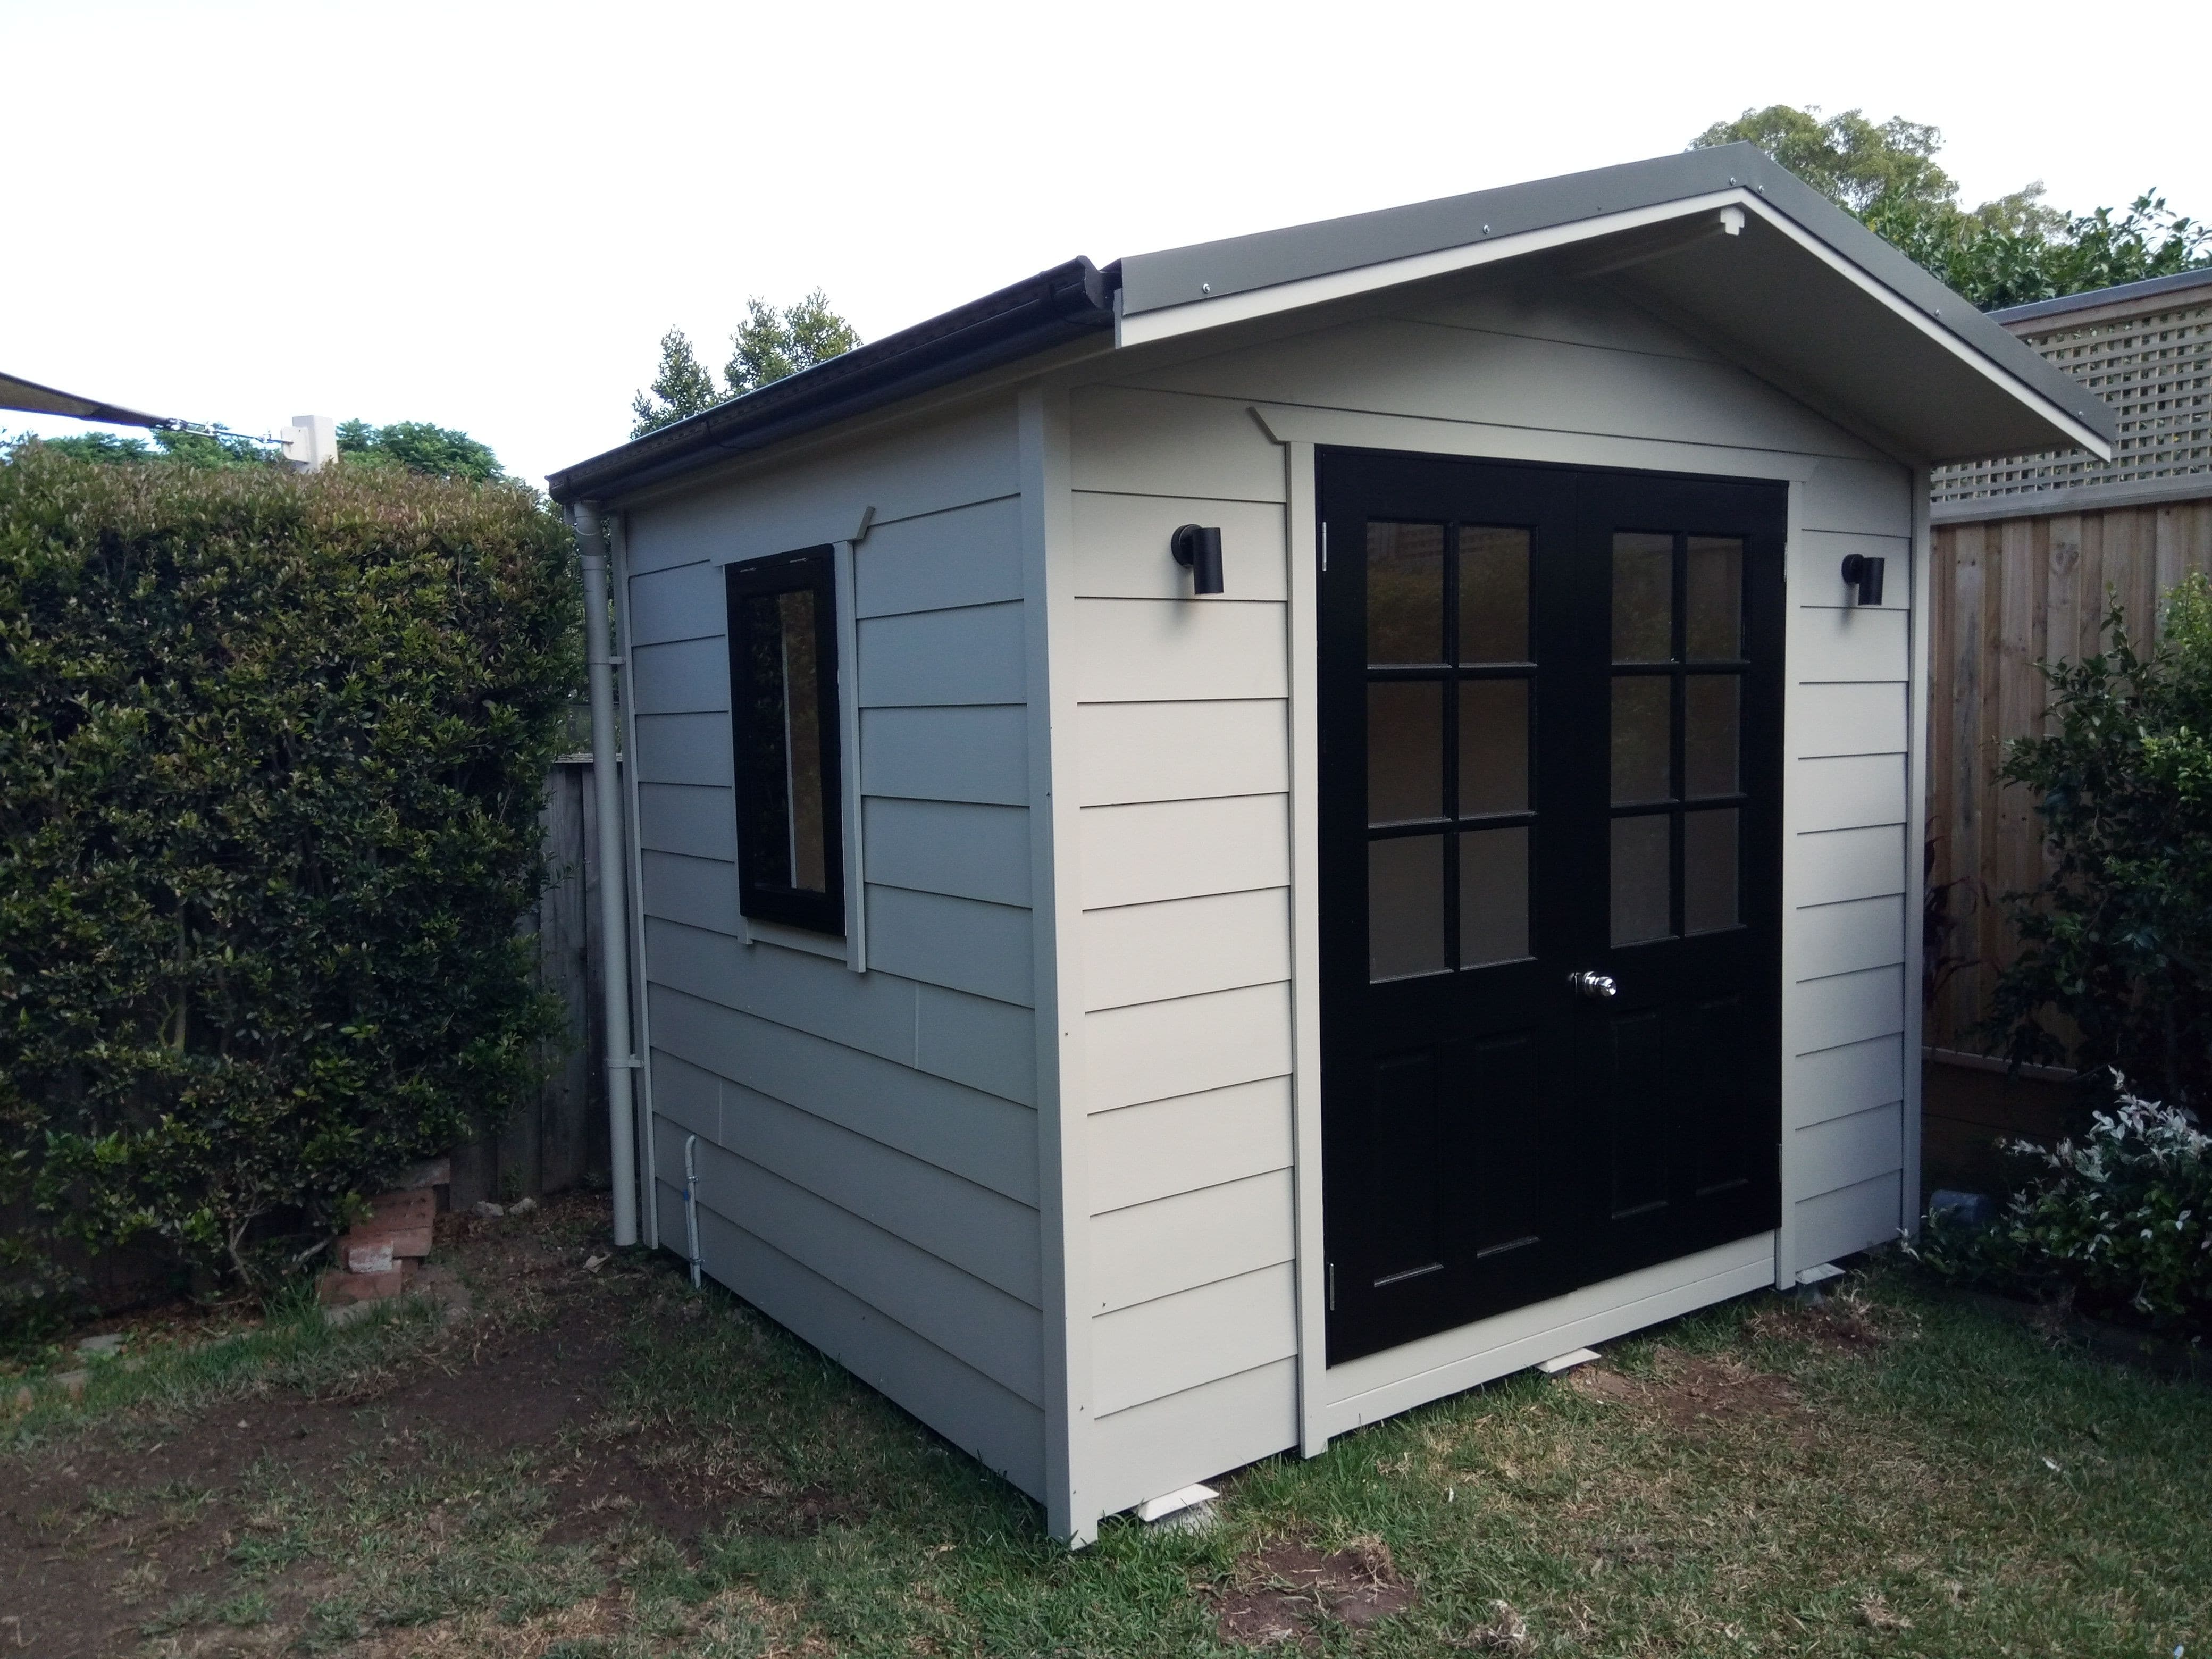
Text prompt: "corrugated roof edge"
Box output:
[[1989, 266, 2212, 326], [1117, 143, 2112, 448], [547, 257, 1118, 503]]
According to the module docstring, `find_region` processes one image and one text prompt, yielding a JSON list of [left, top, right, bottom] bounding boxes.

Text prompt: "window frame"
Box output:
[[725, 545, 846, 937]]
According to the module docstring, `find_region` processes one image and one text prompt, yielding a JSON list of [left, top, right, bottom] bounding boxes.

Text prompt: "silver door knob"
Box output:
[[1567, 971, 1617, 1000]]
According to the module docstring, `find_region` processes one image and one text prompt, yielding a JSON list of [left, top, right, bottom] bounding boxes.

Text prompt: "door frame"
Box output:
[[1263, 409, 1858, 1459]]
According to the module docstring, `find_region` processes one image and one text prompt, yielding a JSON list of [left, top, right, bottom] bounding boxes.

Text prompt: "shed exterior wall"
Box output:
[[1059, 273, 1923, 1516], [618, 396, 1053, 1499], [605, 268, 1936, 1540]]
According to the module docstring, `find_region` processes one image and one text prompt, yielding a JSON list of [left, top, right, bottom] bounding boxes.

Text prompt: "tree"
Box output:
[[23, 428, 271, 468], [337, 418, 505, 482], [1693, 106, 2209, 309], [629, 329, 725, 438], [726, 290, 862, 396], [629, 295, 861, 438]]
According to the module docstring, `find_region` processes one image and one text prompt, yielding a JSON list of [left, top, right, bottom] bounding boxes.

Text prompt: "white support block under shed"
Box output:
[[1535, 1348, 1602, 1376], [1794, 1263, 1845, 1286], [1135, 1483, 1218, 1525]]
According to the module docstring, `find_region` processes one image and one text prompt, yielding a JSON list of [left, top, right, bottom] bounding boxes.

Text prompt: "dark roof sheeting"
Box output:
[[549, 144, 2119, 500], [548, 258, 1116, 503], [0, 369, 172, 427], [1117, 143, 2106, 451]]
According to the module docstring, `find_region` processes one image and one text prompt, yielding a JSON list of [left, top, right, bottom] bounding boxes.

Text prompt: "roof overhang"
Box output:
[[1, 368, 172, 428], [1117, 144, 2114, 467], [548, 144, 2118, 500]]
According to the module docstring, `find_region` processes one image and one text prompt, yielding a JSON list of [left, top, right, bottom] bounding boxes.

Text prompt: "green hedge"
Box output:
[[0, 446, 579, 1314]]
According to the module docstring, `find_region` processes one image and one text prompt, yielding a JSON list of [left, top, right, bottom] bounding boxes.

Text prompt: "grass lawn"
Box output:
[[4, 1195, 2207, 1658]]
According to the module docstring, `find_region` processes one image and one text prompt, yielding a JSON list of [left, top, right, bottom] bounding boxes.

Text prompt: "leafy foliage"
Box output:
[[0, 444, 577, 1316], [629, 292, 861, 438], [724, 290, 862, 396], [334, 419, 506, 483], [1915, 1082, 2212, 1333], [24, 428, 274, 470], [1694, 105, 2209, 308], [628, 328, 725, 438], [1980, 577, 2212, 1109]]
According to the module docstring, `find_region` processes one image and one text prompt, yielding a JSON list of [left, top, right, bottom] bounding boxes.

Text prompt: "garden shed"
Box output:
[[547, 143, 2115, 1545]]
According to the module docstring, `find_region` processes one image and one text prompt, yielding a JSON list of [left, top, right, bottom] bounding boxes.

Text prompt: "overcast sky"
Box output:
[[6, 0, 2206, 490]]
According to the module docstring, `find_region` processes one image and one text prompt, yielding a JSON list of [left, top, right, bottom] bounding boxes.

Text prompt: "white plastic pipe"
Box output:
[[575, 501, 639, 1247], [683, 1133, 701, 1288]]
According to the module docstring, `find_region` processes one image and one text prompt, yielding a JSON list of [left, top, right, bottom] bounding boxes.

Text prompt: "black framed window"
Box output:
[[726, 546, 844, 935]]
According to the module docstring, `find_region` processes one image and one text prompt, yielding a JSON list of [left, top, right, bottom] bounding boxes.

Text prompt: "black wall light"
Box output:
[[1840, 552, 1886, 607], [1171, 524, 1225, 595]]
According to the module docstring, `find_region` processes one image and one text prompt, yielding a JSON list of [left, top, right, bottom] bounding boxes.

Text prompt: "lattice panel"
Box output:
[[1932, 293, 2211, 504]]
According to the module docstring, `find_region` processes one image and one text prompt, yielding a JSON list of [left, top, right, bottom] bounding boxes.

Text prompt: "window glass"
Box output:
[[1459, 827, 1530, 967], [1457, 680, 1528, 816], [1612, 532, 1673, 662], [1367, 522, 1445, 664], [727, 548, 843, 934], [1684, 809, 1740, 933], [1610, 815, 1672, 945], [1368, 682, 1443, 825], [1610, 677, 1672, 804], [1370, 835, 1447, 981], [1684, 675, 1740, 799], [1458, 526, 1531, 663], [1686, 536, 1744, 660]]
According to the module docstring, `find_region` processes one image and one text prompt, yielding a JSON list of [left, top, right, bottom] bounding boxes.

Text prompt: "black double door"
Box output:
[[1318, 450, 1785, 1364]]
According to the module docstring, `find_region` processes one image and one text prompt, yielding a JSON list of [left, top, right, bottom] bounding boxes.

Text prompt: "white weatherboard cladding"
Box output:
[[1062, 271, 1918, 1503], [603, 261, 1931, 1542], [618, 396, 1051, 1505]]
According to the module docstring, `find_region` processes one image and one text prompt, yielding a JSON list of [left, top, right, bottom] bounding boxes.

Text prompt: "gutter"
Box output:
[[548, 257, 1118, 505]]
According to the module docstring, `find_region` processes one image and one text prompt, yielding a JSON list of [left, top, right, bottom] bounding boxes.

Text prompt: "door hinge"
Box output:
[[1328, 1261, 1336, 1311]]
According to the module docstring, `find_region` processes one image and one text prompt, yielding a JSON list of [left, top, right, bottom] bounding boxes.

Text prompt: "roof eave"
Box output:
[[547, 258, 1118, 504]]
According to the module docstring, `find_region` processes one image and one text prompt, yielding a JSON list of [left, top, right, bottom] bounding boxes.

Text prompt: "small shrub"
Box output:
[[0, 444, 578, 1319], [1984, 574, 2212, 1109], [1916, 1077, 2212, 1333]]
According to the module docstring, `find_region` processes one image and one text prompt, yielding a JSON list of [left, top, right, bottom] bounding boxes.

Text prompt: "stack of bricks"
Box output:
[[320, 1183, 438, 1305]]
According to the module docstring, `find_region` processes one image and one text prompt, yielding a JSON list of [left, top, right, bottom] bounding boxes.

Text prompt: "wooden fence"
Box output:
[[448, 755, 614, 1208], [1925, 497, 2212, 1052], [1923, 271, 2212, 1060]]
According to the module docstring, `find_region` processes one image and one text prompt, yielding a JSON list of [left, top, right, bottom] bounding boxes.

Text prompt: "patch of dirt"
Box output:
[[1745, 1285, 1896, 1353], [1564, 1347, 1812, 1444], [1453, 1598, 1533, 1652], [1211, 1535, 1415, 1648], [0, 1194, 760, 1659]]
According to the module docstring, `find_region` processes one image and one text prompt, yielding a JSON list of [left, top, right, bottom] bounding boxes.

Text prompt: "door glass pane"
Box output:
[[1612, 532, 1673, 662], [1371, 835, 1447, 980], [1611, 815, 1672, 945], [1610, 676, 1672, 804], [1459, 827, 1529, 967], [1457, 679, 1528, 816], [1686, 535, 1743, 660], [1368, 522, 1445, 664], [1683, 674, 1740, 798], [1368, 682, 1442, 824], [1459, 526, 1530, 663], [777, 589, 827, 892], [1685, 808, 1740, 933]]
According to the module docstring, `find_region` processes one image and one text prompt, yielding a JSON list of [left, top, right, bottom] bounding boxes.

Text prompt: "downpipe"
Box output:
[[574, 501, 640, 1248], [683, 1134, 702, 1289]]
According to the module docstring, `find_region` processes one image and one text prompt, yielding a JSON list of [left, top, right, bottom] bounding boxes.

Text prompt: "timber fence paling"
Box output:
[[1924, 497, 2212, 1052], [458, 756, 611, 1208]]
